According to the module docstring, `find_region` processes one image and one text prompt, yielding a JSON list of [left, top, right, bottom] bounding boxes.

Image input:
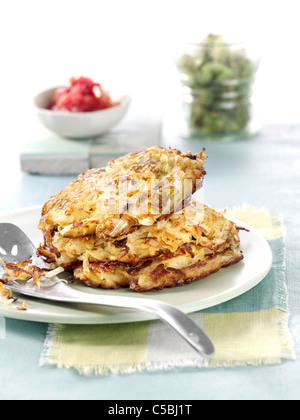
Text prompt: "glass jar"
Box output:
[[176, 34, 260, 141]]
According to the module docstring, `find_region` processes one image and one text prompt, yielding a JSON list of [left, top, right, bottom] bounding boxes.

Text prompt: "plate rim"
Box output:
[[0, 205, 273, 324]]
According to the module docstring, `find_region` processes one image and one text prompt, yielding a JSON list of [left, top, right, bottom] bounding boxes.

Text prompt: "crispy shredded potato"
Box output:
[[38, 146, 207, 251], [6, 146, 244, 293], [38, 200, 243, 291], [0, 282, 14, 304], [0, 282, 28, 311]]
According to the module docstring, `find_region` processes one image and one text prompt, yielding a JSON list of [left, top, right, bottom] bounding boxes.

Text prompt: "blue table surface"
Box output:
[[0, 123, 299, 400]]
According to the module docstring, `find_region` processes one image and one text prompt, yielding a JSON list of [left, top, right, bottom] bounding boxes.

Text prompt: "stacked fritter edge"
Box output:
[[38, 147, 243, 291]]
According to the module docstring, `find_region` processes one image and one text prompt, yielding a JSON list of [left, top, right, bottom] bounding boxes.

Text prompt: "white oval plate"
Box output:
[[0, 206, 272, 324]]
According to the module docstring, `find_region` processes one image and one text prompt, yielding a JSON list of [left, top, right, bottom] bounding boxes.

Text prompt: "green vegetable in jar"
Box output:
[[177, 34, 257, 138]]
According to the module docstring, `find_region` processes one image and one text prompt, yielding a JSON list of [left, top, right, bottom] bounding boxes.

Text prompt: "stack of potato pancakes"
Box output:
[[38, 147, 243, 291]]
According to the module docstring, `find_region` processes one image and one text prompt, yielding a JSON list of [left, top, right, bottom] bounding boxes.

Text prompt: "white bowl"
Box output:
[[33, 87, 131, 138]]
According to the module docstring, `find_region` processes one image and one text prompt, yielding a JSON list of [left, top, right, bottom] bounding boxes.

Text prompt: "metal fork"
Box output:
[[0, 222, 215, 358]]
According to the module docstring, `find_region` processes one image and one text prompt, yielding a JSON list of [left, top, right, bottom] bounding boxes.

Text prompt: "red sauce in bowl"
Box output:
[[48, 77, 117, 112]]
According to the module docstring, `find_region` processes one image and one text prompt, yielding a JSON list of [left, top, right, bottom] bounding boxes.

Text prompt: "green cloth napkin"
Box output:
[[40, 205, 295, 375]]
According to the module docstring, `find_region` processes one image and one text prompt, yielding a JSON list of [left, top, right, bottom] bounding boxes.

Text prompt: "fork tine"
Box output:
[[0, 223, 37, 262], [0, 246, 8, 261]]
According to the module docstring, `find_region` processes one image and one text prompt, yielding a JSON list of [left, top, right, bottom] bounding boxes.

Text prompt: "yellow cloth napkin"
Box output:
[[40, 205, 295, 375]]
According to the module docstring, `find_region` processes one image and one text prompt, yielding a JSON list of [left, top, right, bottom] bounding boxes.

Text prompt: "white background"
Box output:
[[0, 0, 299, 147]]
